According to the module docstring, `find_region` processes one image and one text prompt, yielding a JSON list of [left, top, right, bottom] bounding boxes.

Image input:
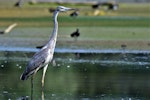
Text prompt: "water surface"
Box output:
[[0, 47, 150, 100]]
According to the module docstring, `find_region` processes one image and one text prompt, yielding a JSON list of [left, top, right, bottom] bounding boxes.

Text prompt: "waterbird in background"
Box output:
[[20, 6, 75, 89], [48, 8, 55, 13], [0, 23, 17, 34], [70, 28, 80, 41], [101, 2, 119, 10], [14, 0, 23, 7], [36, 45, 45, 49], [92, 3, 100, 9], [121, 44, 127, 50], [92, 1, 119, 10], [70, 10, 79, 18]]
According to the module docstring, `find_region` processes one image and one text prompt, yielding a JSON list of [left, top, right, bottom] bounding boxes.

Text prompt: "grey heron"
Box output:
[[20, 6, 75, 88]]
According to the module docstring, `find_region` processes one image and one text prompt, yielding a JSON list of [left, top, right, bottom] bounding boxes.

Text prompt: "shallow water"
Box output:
[[0, 47, 150, 100]]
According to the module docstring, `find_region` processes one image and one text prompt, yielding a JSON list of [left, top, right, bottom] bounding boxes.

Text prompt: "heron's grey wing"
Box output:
[[21, 48, 49, 80], [26, 48, 49, 73]]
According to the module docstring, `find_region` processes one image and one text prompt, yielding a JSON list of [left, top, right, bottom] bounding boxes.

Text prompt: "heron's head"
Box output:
[[56, 6, 75, 12]]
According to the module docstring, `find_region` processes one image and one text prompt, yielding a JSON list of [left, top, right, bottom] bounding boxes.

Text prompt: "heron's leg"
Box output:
[[42, 89, 44, 100], [31, 76, 34, 100], [42, 64, 48, 89]]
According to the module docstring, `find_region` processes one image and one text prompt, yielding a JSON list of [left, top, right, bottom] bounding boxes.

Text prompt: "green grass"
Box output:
[[0, 16, 149, 27], [1, 27, 149, 40], [0, 27, 149, 50]]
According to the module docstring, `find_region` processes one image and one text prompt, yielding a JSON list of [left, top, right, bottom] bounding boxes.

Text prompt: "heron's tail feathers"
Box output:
[[20, 72, 29, 80]]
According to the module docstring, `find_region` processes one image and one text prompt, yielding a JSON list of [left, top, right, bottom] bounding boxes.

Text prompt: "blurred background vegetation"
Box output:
[[0, 0, 149, 50]]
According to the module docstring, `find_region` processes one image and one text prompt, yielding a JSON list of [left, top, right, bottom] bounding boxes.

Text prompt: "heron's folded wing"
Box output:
[[25, 48, 48, 74]]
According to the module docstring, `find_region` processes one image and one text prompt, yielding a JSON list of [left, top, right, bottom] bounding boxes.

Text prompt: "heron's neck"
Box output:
[[51, 11, 59, 40], [47, 11, 59, 47]]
